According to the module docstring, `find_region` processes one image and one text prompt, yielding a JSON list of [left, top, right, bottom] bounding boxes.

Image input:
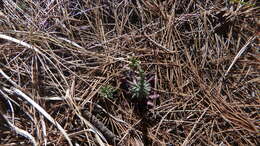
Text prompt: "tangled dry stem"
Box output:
[[0, 0, 259, 145]]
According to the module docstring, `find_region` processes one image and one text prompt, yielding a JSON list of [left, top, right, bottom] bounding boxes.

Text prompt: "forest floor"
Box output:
[[0, 0, 259, 145]]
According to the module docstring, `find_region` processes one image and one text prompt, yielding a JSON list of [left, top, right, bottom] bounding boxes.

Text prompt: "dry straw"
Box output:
[[0, 0, 259, 145]]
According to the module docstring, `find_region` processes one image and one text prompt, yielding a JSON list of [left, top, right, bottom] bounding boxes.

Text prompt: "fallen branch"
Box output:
[[81, 109, 122, 146]]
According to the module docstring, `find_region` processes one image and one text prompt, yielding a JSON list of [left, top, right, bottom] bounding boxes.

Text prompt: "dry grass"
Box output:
[[0, 0, 259, 145]]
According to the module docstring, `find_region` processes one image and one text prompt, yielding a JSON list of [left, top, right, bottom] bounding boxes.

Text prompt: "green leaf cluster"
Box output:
[[130, 69, 151, 99], [99, 85, 115, 99]]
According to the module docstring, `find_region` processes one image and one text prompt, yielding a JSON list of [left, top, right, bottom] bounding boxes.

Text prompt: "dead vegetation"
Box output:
[[0, 0, 259, 145]]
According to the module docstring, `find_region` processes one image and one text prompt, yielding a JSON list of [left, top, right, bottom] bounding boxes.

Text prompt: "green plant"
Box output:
[[129, 57, 141, 70], [130, 69, 151, 99], [128, 57, 151, 99], [99, 85, 115, 99]]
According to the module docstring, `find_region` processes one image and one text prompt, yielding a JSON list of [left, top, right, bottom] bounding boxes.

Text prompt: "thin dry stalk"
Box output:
[[0, 0, 259, 145]]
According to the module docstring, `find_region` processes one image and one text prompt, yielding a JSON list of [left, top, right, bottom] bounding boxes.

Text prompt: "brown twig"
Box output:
[[81, 109, 122, 146]]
